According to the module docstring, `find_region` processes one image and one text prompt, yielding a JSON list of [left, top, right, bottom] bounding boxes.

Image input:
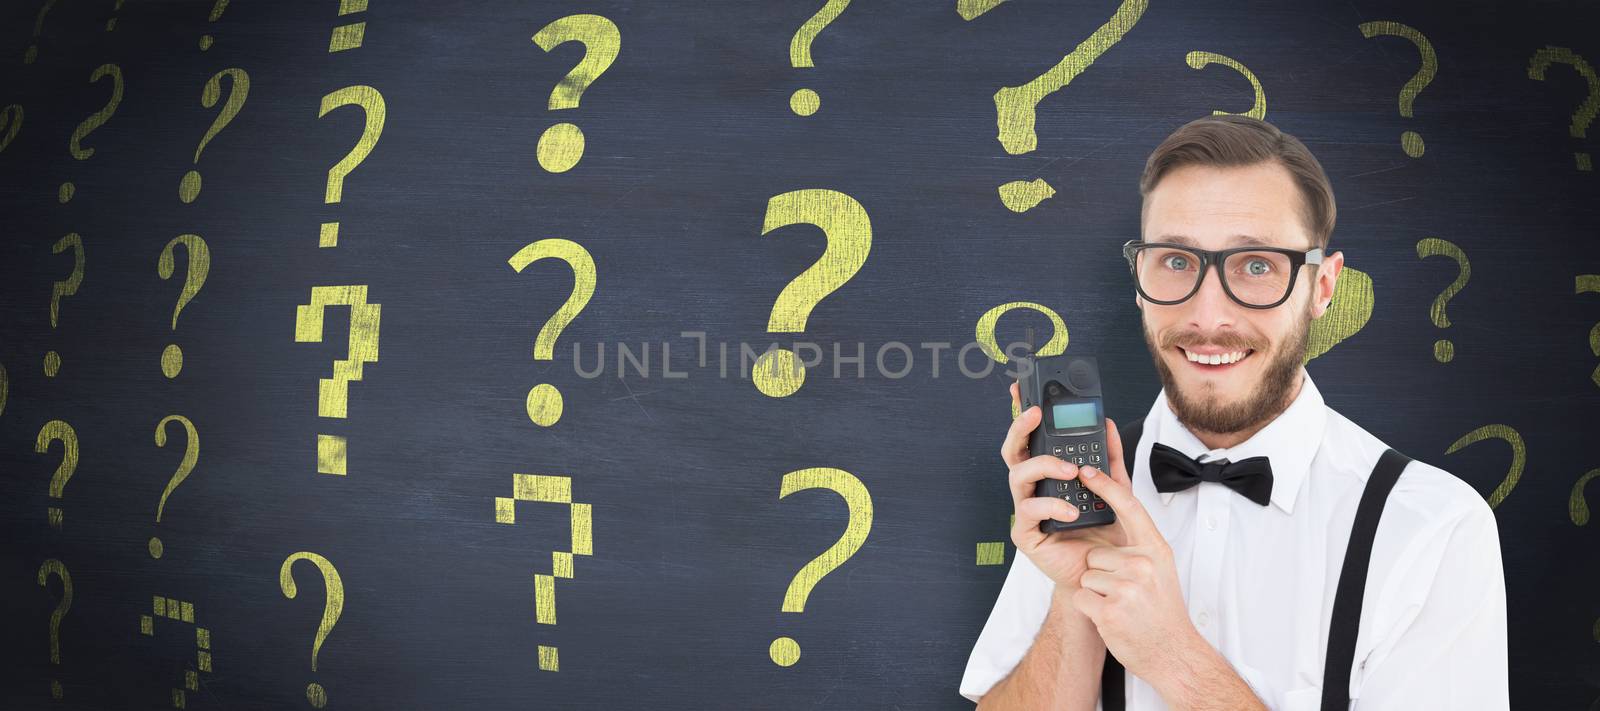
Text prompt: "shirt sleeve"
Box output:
[[958, 549, 1060, 704], [1350, 501, 1508, 710]]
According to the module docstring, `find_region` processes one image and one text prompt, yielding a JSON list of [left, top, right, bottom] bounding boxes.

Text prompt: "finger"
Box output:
[[1014, 495, 1080, 534], [1103, 417, 1133, 488], [1000, 404, 1043, 468], [1076, 463, 1163, 545], [1009, 381, 1020, 409], [1078, 568, 1124, 596], [1083, 543, 1137, 573], [1009, 455, 1079, 505]]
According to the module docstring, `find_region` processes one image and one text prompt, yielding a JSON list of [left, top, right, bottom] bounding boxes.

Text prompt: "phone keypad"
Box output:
[[1041, 436, 1108, 507]]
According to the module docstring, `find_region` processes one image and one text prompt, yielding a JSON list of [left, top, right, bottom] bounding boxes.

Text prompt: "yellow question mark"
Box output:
[[0, 104, 22, 153], [61, 63, 124, 202], [280, 552, 344, 708], [974, 301, 1067, 421], [149, 415, 198, 560], [328, 0, 369, 53], [1416, 237, 1469, 363], [35, 420, 78, 531], [532, 14, 620, 174], [508, 239, 596, 427], [199, 0, 230, 51], [771, 467, 872, 666], [787, 0, 851, 116], [317, 86, 386, 247], [23, 0, 56, 64], [137, 593, 212, 707], [106, 0, 123, 31], [1305, 267, 1375, 362], [178, 68, 249, 203], [972, 303, 1066, 564], [976, 0, 1147, 213], [1527, 47, 1598, 172], [44, 232, 83, 377], [1358, 21, 1435, 158], [1445, 424, 1523, 509], [158, 235, 211, 378], [754, 189, 872, 398], [493, 473, 594, 671], [1185, 51, 1265, 119], [1576, 275, 1600, 387], [294, 286, 382, 476], [1572, 468, 1600, 525], [37, 558, 72, 701]]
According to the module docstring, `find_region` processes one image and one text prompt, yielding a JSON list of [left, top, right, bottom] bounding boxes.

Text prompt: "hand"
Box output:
[[1069, 435, 1199, 677], [1002, 382, 1136, 593]]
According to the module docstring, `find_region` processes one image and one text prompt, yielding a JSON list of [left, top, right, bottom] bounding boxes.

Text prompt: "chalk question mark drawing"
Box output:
[[139, 595, 212, 709], [509, 239, 596, 427], [36, 420, 78, 530], [1445, 424, 1524, 509], [295, 286, 381, 476], [179, 69, 250, 203], [149, 415, 199, 560], [1305, 267, 1375, 363], [0, 104, 22, 154], [62, 63, 124, 203], [532, 14, 620, 173], [1416, 238, 1469, 363], [23, 0, 56, 64], [317, 86, 386, 247], [1527, 47, 1598, 172], [44, 233, 83, 377], [770, 467, 872, 666], [494, 474, 594, 672], [971, 302, 1068, 565], [962, 0, 1148, 213], [38, 559, 71, 700], [755, 189, 872, 398], [328, 0, 370, 53], [1185, 51, 1265, 119], [1359, 22, 1435, 159], [787, 0, 850, 116], [158, 235, 211, 378], [1576, 275, 1600, 388], [199, 0, 230, 51], [1572, 468, 1600, 526], [280, 552, 344, 708]]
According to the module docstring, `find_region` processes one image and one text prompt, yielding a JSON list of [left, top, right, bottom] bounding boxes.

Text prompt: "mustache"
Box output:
[[1159, 329, 1266, 352]]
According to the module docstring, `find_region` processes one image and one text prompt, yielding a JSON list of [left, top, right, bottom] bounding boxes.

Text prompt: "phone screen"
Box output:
[[1047, 397, 1102, 433]]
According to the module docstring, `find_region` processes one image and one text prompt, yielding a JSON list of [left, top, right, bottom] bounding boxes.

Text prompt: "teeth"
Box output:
[[1183, 348, 1248, 365]]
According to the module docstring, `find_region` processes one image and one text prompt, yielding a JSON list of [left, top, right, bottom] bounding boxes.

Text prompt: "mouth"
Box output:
[[1176, 346, 1254, 371]]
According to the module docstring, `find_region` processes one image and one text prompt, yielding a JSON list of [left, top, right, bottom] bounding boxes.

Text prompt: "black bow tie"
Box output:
[[1149, 442, 1274, 506]]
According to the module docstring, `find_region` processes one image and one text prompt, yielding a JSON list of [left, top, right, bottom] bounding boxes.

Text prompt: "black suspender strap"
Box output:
[[1099, 423, 1411, 711], [1320, 447, 1411, 711], [1098, 416, 1144, 711]]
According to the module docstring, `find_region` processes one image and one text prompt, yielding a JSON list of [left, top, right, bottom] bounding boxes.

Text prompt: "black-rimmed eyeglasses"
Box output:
[[1122, 239, 1323, 309]]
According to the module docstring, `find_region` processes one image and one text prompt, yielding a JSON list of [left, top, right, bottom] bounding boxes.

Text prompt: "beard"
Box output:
[[1142, 300, 1310, 437]]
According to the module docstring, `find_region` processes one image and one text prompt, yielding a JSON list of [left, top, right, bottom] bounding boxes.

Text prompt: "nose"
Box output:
[[1184, 263, 1238, 330]]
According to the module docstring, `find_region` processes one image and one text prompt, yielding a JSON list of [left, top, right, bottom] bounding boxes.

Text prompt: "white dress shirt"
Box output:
[[960, 368, 1508, 710]]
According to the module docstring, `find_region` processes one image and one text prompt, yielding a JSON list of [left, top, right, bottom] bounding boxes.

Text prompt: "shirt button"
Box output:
[[1206, 516, 1217, 530], [1197, 611, 1209, 626]]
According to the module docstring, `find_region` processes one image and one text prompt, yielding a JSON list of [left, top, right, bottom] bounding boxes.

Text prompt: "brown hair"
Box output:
[[1139, 115, 1336, 249]]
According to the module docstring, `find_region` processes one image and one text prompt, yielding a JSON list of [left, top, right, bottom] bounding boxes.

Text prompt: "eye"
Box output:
[[1243, 258, 1271, 276], [1161, 254, 1191, 271]]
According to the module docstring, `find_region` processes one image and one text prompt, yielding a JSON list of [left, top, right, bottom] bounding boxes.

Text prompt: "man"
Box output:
[[959, 115, 1508, 709]]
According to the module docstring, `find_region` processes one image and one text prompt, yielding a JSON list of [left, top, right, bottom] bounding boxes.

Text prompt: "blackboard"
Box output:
[[2, 0, 1598, 708]]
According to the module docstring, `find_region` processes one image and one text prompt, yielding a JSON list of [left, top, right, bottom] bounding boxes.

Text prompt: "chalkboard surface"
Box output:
[[2, 0, 1598, 708]]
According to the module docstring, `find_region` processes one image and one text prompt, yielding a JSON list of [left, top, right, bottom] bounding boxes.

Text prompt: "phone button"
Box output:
[[1091, 442, 1101, 452], [1078, 503, 1090, 512], [1052, 445, 1064, 456], [1093, 502, 1106, 511]]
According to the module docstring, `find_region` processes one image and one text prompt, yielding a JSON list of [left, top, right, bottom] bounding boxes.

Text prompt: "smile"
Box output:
[[1178, 346, 1253, 368]]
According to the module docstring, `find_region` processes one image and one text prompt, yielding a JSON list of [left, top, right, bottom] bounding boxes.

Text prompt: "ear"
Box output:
[[1310, 250, 1344, 319]]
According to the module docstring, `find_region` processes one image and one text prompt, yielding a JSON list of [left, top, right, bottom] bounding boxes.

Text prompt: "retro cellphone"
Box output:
[[1016, 352, 1115, 532]]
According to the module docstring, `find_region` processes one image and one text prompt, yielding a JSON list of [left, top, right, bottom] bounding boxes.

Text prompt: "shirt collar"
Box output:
[[1147, 367, 1326, 515]]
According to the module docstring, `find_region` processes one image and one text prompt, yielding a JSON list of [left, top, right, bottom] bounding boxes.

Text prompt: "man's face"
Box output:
[[1137, 161, 1342, 436]]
